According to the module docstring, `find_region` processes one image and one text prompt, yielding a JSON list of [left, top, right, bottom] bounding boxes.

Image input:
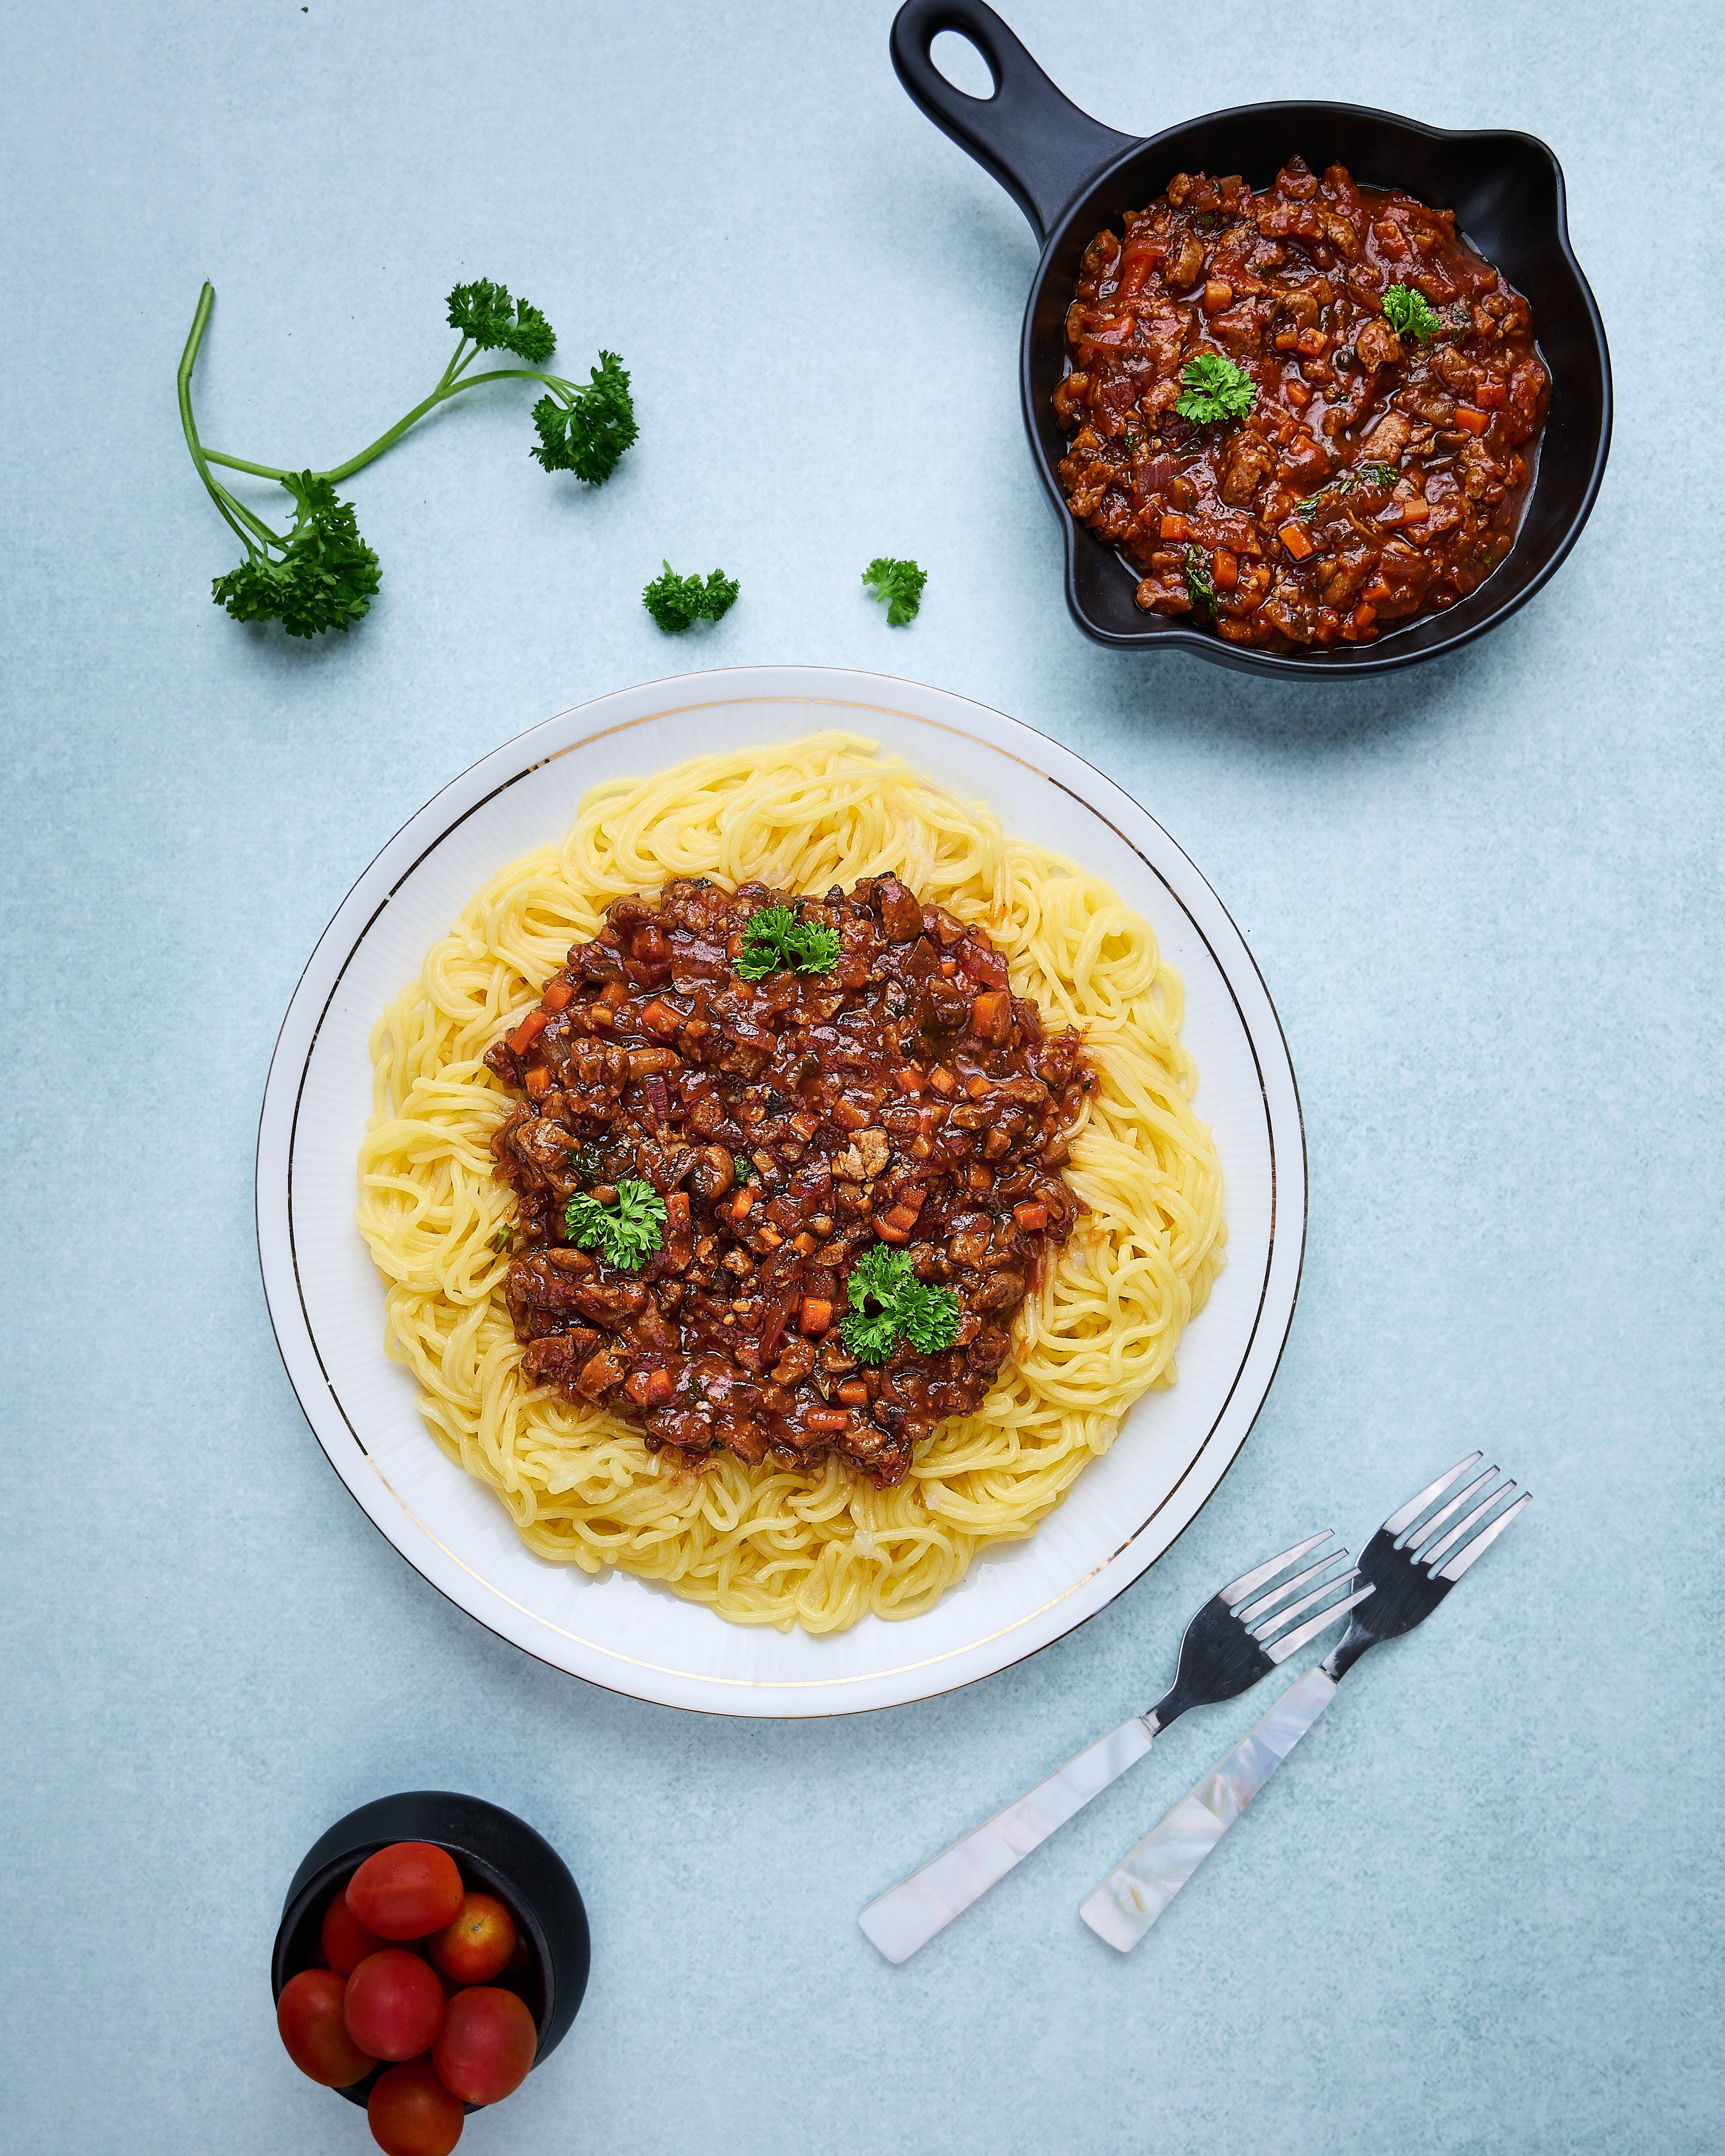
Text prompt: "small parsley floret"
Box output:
[[1183, 545, 1217, 618], [839, 1245, 961, 1366], [862, 557, 927, 626], [732, 1154, 755, 1184], [1381, 283, 1443, 342], [1175, 352, 1257, 426], [532, 351, 638, 482], [177, 279, 636, 639], [642, 562, 739, 633], [210, 471, 380, 638], [735, 904, 841, 981], [564, 1178, 667, 1271]]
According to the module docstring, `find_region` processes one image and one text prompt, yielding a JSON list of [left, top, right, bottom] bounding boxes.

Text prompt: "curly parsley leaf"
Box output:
[[446, 279, 557, 364], [210, 471, 381, 639], [839, 1244, 961, 1365], [530, 350, 638, 483], [566, 1144, 606, 1187], [564, 1177, 666, 1270], [1175, 352, 1257, 426], [1183, 544, 1217, 618], [732, 1154, 755, 1184], [735, 904, 840, 981], [1382, 283, 1443, 342], [642, 561, 739, 633], [862, 556, 927, 627]]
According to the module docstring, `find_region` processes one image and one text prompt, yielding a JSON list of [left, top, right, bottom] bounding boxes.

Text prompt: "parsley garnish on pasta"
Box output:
[[840, 1245, 961, 1365], [564, 1179, 666, 1270]]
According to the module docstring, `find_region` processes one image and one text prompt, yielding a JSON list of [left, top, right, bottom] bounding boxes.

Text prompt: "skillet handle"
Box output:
[[890, 0, 1136, 241]]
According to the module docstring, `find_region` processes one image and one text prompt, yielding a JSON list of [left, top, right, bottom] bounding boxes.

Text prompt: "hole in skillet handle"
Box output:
[[891, 0, 1135, 239], [930, 29, 996, 100], [270, 1791, 590, 2112]]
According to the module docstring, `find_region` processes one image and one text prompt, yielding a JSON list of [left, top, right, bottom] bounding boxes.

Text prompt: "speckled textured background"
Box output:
[[4, 2, 1721, 2149]]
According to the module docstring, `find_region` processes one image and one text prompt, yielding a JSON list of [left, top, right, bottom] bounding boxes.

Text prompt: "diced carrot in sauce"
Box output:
[[640, 999, 681, 1040], [728, 1188, 755, 1221], [1295, 328, 1328, 358], [1473, 378, 1506, 409], [1213, 549, 1239, 591], [507, 1010, 549, 1055], [1013, 1202, 1049, 1232], [805, 1408, 851, 1433], [1159, 513, 1191, 542], [1277, 521, 1316, 561], [970, 989, 1011, 1041], [929, 1067, 956, 1096], [1284, 378, 1312, 409], [966, 1075, 990, 1099], [1273, 329, 1300, 352], [1362, 576, 1393, 605], [832, 1098, 870, 1131], [523, 1066, 551, 1100], [1088, 314, 1136, 346], [892, 1066, 924, 1096], [623, 1367, 674, 1408], [540, 977, 573, 1013], [598, 980, 628, 1010], [836, 1380, 869, 1407], [1454, 406, 1489, 434], [1202, 281, 1233, 313], [1351, 603, 1377, 628], [798, 1296, 833, 1337]]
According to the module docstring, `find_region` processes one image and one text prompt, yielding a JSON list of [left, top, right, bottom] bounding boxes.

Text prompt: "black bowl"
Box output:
[[271, 1790, 589, 2111], [891, 0, 1612, 678]]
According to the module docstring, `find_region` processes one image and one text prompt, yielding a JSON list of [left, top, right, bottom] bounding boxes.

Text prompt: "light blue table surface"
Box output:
[[5, 2, 1721, 2149]]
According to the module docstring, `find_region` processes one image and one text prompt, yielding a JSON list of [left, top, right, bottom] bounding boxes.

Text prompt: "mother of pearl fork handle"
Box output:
[[1078, 1666, 1337, 1952], [859, 1717, 1155, 1963]]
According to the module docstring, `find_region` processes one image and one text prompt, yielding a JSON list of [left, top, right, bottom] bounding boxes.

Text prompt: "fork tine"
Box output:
[[1220, 1531, 1334, 1606], [1420, 1480, 1514, 1568], [1382, 1452, 1483, 1537], [1251, 1565, 1362, 1641], [1435, 1491, 1531, 1580], [1234, 1550, 1352, 1627], [1264, 1583, 1375, 1664], [1400, 1465, 1498, 1552]]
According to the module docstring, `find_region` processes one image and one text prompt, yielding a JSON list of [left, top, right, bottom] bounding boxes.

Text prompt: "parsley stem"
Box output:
[[177, 284, 278, 555]]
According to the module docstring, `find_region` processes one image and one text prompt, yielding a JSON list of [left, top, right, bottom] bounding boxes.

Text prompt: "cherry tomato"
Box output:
[[432, 1985, 537, 2105], [323, 1892, 388, 1976], [344, 1948, 446, 2062], [367, 2059, 464, 2156], [428, 1893, 518, 1985], [347, 1842, 465, 1941], [276, 1968, 377, 2088]]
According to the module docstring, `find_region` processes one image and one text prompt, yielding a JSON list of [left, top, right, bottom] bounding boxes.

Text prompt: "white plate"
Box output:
[[257, 666, 1305, 1718]]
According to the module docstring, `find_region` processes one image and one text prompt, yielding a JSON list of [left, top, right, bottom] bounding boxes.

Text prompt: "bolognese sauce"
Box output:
[[1056, 157, 1549, 650], [485, 876, 1087, 1487]]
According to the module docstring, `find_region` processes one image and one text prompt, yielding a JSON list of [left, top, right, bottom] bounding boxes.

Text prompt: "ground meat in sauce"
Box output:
[[485, 876, 1089, 1488], [1056, 157, 1550, 651]]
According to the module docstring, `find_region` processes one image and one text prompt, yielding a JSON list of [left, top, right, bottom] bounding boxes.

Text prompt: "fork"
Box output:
[[857, 1531, 1374, 1963], [1079, 1452, 1531, 1952]]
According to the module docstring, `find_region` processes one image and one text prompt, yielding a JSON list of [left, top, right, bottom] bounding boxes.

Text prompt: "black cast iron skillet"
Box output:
[[891, 0, 1612, 678]]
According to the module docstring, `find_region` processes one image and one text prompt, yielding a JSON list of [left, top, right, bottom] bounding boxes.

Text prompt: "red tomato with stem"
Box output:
[[347, 1842, 464, 1941], [344, 1948, 446, 2062], [276, 1968, 377, 2088], [367, 2059, 464, 2156], [428, 1893, 518, 1985], [432, 1985, 537, 2104], [323, 1892, 388, 1976]]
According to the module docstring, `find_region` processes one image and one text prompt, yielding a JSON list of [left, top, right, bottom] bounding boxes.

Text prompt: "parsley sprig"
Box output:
[[862, 557, 927, 626], [839, 1245, 961, 1365], [177, 279, 636, 639], [1183, 545, 1217, 618], [1175, 352, 1257, 426], [735, 904, 841, 981], [564, 1178, 666, 1270], [642, 562, 739, 633], [1382, 283, 1443, 342]]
